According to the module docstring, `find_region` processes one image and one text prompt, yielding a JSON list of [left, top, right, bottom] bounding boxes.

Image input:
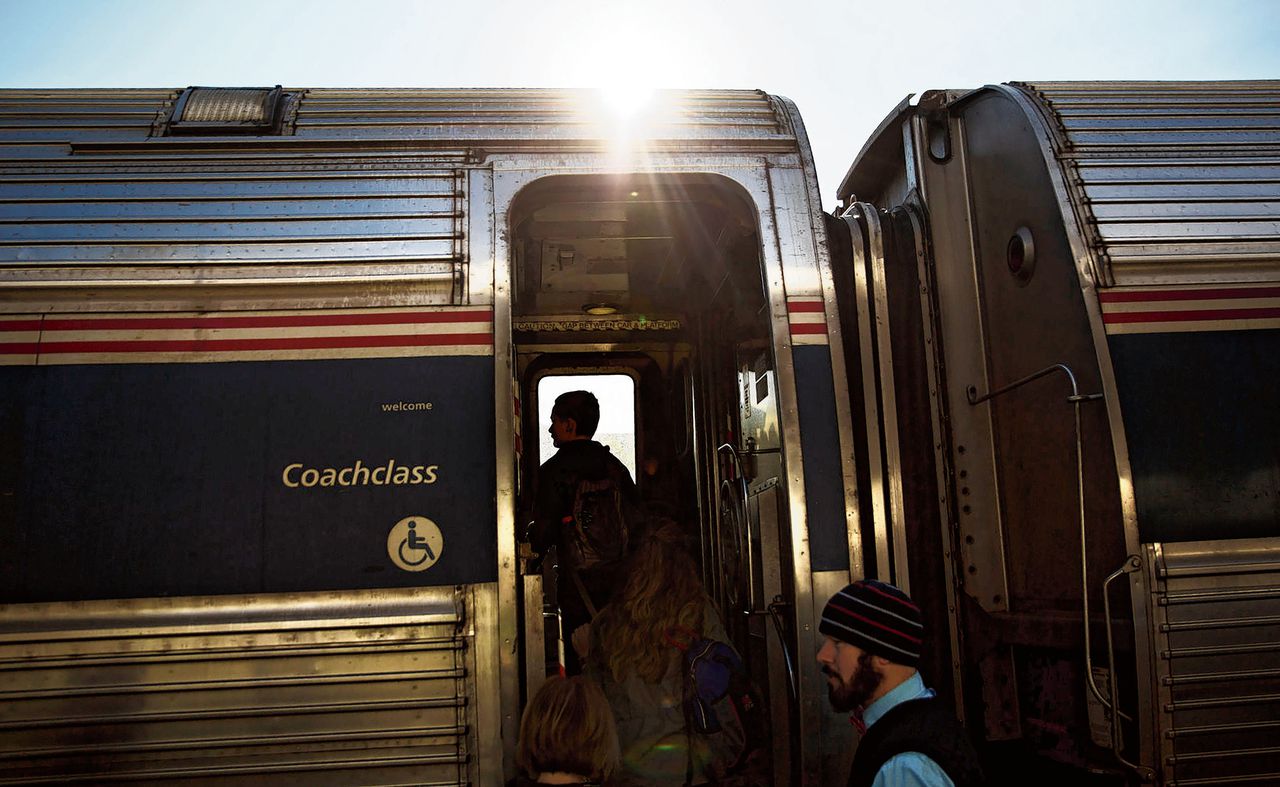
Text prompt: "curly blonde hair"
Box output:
[[590, 522, 706, 684]]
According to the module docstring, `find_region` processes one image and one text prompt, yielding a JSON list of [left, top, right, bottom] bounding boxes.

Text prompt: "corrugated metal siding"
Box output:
[[0, 90, 468, 306], [0, 89, 172, 153], [0, 165, 466, 288], [1148, 539, 1280, 787], [1016, 81, 1280, 286], [0, 88, 787, 146], [0, 588, 473, 785], [288, 88, 786, 143], [0, 88, 787, 308]]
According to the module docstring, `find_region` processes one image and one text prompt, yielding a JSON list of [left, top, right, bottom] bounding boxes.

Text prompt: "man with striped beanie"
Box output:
[[817, 580, 985, 787]]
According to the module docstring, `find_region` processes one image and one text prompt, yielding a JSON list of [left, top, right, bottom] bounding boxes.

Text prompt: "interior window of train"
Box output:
[[537, 372, 638, 479]]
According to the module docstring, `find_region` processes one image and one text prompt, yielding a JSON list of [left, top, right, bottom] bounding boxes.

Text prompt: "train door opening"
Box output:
[[507, 173, 798, 780]]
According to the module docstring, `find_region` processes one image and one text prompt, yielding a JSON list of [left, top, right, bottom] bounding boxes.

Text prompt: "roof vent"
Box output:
[[166, 86, 285, 134]]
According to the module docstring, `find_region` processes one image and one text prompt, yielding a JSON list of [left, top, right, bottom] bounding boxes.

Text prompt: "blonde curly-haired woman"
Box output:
[[576, 523, 735, 786]]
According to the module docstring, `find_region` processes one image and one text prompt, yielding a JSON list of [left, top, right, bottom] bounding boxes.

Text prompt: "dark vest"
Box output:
[[847, 697, 985, 787]]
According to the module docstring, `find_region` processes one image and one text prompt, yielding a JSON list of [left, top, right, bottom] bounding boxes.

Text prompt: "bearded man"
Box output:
[[816, 580, 985, 787]]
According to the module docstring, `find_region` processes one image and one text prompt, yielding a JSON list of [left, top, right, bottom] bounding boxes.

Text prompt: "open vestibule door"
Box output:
[[502, 171, 827, 783]]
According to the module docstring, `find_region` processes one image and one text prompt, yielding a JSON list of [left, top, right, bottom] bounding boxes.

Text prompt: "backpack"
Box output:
[[562, 466, 630, 572], [667, 627, 771, 786]]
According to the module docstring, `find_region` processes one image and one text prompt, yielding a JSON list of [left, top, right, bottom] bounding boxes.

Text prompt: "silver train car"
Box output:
[[0, 82, 1276, 786], [833, 81, 1280, 786]]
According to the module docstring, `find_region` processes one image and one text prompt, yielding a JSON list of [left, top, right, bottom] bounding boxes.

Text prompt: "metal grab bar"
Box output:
[[743, 595, 799, 704], [769, 597, 799, 703], [966, 364, 1112, 712], [718, 444, 798, 704], [1103, 555, 1143, 772]]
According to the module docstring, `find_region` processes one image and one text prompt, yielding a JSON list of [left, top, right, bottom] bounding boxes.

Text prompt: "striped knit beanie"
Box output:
[[819, 580, 923, 667]]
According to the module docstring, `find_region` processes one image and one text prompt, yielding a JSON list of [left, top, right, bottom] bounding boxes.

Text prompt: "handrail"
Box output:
[[767, 596, 799, 704], [1103, 555, 1144, 773], [717, 443, 798, 703], [966, 364, 1113, 711]]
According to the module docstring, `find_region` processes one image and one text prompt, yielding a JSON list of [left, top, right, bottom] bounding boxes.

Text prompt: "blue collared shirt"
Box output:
[[861, 672, 955, 787]]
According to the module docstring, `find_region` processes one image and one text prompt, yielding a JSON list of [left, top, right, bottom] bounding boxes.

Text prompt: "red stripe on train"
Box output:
[[1102, 307, 1280, 324], [787, 301, 825, 313], [0, 312, 493, 333], [0, 320, 43, 332], [1099, 287, 1280, 304], [17, 333, 494, 354], [9, 309, 496, 333], [789, 323, 827, 335]]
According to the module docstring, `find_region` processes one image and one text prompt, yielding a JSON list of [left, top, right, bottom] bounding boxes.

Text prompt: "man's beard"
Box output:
[[824, 651, 883, 712]]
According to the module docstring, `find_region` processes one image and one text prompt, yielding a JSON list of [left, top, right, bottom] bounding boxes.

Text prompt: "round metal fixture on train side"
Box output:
[[1006, 226, 1036, 286]]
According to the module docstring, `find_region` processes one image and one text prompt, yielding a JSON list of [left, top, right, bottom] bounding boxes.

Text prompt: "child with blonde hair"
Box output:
[[516, 675, 620, 786]]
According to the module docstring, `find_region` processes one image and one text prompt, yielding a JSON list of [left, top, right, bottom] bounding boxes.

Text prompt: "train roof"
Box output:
[[841, 80, 1280, 286], [0, 87, 804, 158]]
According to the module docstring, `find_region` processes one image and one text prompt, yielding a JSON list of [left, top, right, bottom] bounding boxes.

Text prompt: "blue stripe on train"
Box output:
[[0, 355, 497, 603], [793, 345, 849, 572], [1109, 329, 1278, 543]]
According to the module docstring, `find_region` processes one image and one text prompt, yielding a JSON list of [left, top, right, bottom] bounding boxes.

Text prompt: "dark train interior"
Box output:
[[508, 172, 796, 773]]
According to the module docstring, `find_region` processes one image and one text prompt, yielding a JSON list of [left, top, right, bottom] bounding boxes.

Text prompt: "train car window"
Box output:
[[537, 373, 637, 479]]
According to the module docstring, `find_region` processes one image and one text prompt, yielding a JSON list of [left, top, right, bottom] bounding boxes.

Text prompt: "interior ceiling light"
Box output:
[[583, 302, 620, 316]]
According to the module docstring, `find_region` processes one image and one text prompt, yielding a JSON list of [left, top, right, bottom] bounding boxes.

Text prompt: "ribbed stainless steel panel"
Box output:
[[0, 159, 466, 302], [0, 90, 170, 145], [0, 88, 788, 147], [0, 587, 472, 785], [1148, 538, 1280, 787], [290, 88, 786, 143], [0, 88, 789, 308], [1016, 81, 1280, 286]]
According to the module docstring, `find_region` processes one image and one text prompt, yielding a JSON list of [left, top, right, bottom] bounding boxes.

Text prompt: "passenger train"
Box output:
[[0, 82, 1276, 785]]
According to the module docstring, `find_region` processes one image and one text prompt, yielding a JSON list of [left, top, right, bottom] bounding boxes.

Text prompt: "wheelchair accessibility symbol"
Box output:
[[387, 516, 444, 572]]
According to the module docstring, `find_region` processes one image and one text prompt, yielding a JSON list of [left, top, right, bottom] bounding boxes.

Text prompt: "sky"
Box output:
[[1, 0, 1277, 205]]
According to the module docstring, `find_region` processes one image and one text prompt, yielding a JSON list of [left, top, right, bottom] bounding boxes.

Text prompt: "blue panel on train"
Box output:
[[1109, 329, 1278, 543], [793, 345, 849, 572], [0, 356, 497, 602]]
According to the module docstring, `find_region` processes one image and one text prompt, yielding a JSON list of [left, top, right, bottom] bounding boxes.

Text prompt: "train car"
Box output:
[[0, 87, 856, 785], [1, 82, 1275, 786], [831, 81, 1280, 785]]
